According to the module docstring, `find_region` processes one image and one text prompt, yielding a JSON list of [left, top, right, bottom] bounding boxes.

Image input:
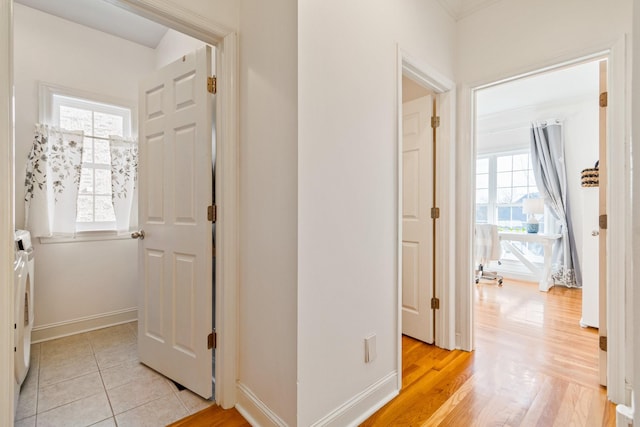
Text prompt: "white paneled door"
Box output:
[[402, 95, 434, 344], [136, 46, 214, 398]]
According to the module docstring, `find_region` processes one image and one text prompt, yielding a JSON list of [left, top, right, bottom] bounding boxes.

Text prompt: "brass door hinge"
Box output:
[[208, 205, 217, 222], [208, 331, 217, 349], [431, 297, 440, 310], [599, 91, 608, 108], [431, 116, 440, 128], [207, 76, 217, 94], [599, 335, 607, 352], [599, 214, 607, 230], [431, 207, 440, 219]]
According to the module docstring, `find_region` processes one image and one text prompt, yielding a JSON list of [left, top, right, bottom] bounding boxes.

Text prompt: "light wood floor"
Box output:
[[171, 279, 615, 426]]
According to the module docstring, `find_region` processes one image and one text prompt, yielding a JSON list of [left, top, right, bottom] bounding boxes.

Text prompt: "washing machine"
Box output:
[[14, 230, 34, 329], [13, 251, 30, 416], [13, 230, 34, 416]]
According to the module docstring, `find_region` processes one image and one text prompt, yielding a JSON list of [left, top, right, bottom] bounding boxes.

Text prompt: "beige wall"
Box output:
[[298, 1, 456, 424], [237, 0, 298, 424], [14, 4, 155, 332]]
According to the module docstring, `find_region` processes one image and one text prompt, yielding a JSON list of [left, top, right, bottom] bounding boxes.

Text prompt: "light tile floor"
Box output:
[[15, 322, 214, 427]]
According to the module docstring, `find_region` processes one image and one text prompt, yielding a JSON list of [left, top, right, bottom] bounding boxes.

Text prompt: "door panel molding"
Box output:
[[112, 0, 239, 409]]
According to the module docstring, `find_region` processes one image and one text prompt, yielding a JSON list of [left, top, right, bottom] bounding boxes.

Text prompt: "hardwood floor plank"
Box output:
[[172, 279, 615, 426], [363, 279, 616, 427], [167, 404, 249, 427]]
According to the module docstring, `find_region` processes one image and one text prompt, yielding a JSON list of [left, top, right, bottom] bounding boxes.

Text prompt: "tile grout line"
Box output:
[[34, 342, 41, 425], [89, 329, 119, 423]]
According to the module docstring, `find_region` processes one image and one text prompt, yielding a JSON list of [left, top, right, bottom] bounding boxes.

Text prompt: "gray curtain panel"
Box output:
[[530, 121, 581, 288]]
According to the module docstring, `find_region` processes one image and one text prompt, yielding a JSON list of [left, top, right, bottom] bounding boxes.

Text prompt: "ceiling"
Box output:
[[476, 60, 600, 117], [436, 0, 501, 20], [15, 0, 168, 48]]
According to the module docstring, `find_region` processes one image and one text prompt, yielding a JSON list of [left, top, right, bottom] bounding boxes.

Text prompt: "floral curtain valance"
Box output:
[[109, 136, 138, 234], [25, 124, 84, 237], [24, 124, 138, 237]]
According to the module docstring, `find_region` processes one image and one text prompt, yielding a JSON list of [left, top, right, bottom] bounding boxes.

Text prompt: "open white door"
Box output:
[[402, 95, 434, 344], [598, 59, 607, 387], [136, 46, 214, 398]]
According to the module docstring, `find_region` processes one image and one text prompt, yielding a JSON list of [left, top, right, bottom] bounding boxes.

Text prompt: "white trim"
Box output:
[[309, 372, 399, 427], [606, 36, 629, 405], [215, 31, 239, 409], [459, 39, 629, 403], [632, 3, 640, 425], [236, 382, 289, 427], [0, 0, 14, 424], [39, 231, 130, 244], [31, 308, 137, 343], [104, 0, 233, 44], [111, 0, 239, 410], [396, 46, 458, 389], [39, 81, 137, 131]]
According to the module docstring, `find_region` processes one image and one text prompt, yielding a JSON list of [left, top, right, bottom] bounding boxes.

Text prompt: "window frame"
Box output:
[[39, 82, 137, 236], [476, 148, 543, 231]]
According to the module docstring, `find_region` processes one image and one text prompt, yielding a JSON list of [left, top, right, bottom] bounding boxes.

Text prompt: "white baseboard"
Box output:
[[31, 308, 137, 343], [236, 382, 289, 427], [310, 371, 399, 427]]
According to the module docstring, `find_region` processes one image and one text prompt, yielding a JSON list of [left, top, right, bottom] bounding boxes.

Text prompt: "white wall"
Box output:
[[155, 29, 206, 69], [456, 0, 631, 85], [14, 4, 156, 331], [236, 0, 298, 425], [298, 1, 455, 425]]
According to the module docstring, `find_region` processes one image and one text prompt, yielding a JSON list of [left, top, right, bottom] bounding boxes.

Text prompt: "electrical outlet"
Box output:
[[364, 334, 376, 363]]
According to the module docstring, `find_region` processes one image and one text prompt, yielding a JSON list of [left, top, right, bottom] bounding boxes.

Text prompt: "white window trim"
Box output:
[[38, 82, 138, 241], [39, 82, 137, 129], [477, 148, 542, 229]]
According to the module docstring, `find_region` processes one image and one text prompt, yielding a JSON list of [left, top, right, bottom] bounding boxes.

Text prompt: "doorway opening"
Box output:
[[471, 57, 606, 389], [396, 49, 457, 394], [9, 1, 238, 420]]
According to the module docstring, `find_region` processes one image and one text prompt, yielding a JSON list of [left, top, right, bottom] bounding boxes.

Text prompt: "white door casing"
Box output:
[[137, 46, 213, 398], [402, 95, 434, 344], [598, 59, 607, 387]]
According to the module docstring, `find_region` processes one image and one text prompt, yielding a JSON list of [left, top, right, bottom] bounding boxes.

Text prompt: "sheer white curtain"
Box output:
[[109, 136, 138, 234], [24, 124, 84, 237]]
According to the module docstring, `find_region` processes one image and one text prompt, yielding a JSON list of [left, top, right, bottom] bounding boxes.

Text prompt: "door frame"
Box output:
[[396, 46, 456, 389], [0, 1, 240, 422], [0, 0, 15, 423], [457, 38, 629, 404], [109, 0, 240, 409]]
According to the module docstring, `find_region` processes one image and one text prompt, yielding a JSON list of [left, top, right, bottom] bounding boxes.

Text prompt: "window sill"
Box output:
[[39, 231, 132, 244]]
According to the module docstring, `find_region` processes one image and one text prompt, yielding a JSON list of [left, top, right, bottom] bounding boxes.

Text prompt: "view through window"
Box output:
[[476, 151, 545, 259], [52, 94, 132, 231]]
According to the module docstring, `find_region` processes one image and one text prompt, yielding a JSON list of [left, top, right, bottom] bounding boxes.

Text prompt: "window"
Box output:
[[476, 151, 543, 232], [41, 84, 134, 232]]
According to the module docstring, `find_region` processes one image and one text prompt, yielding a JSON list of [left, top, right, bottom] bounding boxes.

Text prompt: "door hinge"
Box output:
[[431, 207, 440, 219], [599, 214, 607, 230], [431, 116, 440, 128], [207, 76, 217, 94], [208, 331, 217, 349], [599, 91, 608, 108], [599, 335, 607, 352], [208, 205, 217, 222], [431, 297, 440, 310]]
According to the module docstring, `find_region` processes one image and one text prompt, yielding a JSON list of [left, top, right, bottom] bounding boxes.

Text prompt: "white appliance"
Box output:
[[581, 188, 599, 328], [13, 251, 30, 416], [13, 230, 34, 416]]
